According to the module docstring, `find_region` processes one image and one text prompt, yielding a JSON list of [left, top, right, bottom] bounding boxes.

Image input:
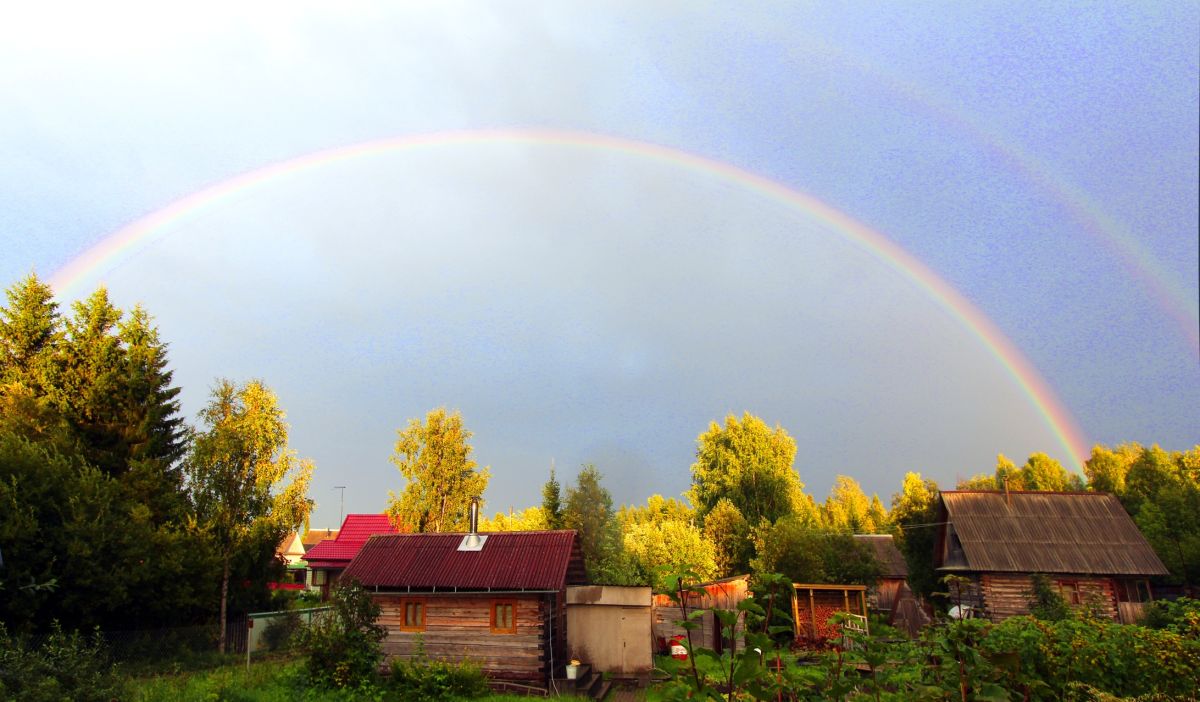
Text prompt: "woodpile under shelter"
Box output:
[[792, 584, 868, 646], [340, 528, 587, 685], [933, 490, 1169, 623]]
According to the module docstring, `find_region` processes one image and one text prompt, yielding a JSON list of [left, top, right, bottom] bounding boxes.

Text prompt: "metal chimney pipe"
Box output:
[[469, 496, 479, 534]]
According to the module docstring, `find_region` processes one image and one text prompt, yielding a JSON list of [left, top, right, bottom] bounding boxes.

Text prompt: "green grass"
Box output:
[[128, 658, 591, 702]]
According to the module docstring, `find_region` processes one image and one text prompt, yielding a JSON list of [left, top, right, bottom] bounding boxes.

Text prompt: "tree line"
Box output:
[[0, 274, 311, 652], [3, 273, 1196, 641]]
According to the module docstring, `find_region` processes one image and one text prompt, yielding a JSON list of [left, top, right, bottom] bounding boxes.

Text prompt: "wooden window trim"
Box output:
[[399, 598, 426, 632], [490, 600, 516, 634]]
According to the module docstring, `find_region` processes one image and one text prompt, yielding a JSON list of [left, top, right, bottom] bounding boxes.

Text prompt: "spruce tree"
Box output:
[[118, 305, 187, 466], [0, 273, 62, 393], [59, 287, 127, 475], [541, 467, 563, 529]]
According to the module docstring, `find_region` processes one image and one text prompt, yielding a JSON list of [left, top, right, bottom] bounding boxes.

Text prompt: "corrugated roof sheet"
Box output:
[[303, 514, 400, 568], [939, 491, 1168, 576], [852, 534, 908, 578], [301, 529, 339, 548], [341, 530, 583, 591]]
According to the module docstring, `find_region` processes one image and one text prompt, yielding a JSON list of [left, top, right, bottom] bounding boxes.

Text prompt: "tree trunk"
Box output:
[[218, 555, 230, 654]]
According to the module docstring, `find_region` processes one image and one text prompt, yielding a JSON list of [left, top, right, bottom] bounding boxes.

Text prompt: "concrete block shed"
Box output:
[[565, 585, 652, 678]]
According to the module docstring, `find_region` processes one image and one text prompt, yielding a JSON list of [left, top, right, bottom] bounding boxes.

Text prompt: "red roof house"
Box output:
[[341, 529, 586, 685], [302, 514, 401, 598]]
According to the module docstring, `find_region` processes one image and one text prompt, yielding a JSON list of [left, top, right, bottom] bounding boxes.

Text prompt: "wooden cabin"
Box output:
[[852, 534, 929, 636], [933, 491, 1169, 623], [303, 514, 401, 599], [340, 529, 587, 685], [852, 534, 907, 613]]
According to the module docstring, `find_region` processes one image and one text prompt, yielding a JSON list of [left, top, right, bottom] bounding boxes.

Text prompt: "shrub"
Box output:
[[0, 621, 126, 702], [1028, 573, 1072, 621], [388, 654, 491, 701], [1142, 596, 1200, 637], [261, 611, 302, 652], [296, 579, 386, 688]]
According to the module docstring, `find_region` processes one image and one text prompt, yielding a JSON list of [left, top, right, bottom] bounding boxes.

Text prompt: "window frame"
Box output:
[[399, 598, 427, 632], [490, 600, 517, 635]]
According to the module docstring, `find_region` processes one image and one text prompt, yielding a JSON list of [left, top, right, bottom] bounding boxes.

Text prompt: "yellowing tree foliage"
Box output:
[[186, 379, 313, 653], [688, 412, 806, 526], [387, 408, 490, 533]]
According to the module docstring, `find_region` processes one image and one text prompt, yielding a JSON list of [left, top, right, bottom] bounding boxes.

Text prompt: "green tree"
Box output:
[[820, 475, 888, 533], [750, 516, 880, 585], [117, 305, 187, 468], [890, 471, 940, 600], [993, 452, 1083, 492], [563, 464, 642, 583], [687, 412, 806, 526], [702, 497, 752, 577], [563, 464, 614, 570], [386, 407, 490, 533], [57, 288, 127, 475], [618, 495, 717, 589], [185, 379, 313, 652], [0, 273, 61, 393], [1021, 452, 1081, 491], [994, 453, 1022, 490], [956, 473, 997, 489], [1126, 445, 1200, 586], [541, 467, 563, 530], [478, 506, 550, 531], [1085, 442, 1142, 495]]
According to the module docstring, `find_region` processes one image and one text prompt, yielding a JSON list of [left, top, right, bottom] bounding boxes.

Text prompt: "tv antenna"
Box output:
[[333, 486, 346, 526]]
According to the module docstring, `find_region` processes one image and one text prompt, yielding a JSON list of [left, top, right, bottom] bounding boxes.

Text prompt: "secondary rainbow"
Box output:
[[793, 35, 1199, 352], [48, 128, 1092, 468]]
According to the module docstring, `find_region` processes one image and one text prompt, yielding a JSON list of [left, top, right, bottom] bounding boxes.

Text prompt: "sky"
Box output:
[[1, 1, 1197, 528]]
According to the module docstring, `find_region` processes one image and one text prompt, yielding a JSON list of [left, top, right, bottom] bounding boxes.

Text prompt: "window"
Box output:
[[490, 601, 516, 634], [1056, 580, 1083, 605], [310, 570, 327, 586], [399, 599, 426, 632]]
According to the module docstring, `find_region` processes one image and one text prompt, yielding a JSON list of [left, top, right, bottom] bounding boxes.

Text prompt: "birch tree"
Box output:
[[387, 407, 490, 533], [186, 379, 313, 653]]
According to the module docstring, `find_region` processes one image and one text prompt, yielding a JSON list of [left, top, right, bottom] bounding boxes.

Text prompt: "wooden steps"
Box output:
[[552, 663, 611, 700]]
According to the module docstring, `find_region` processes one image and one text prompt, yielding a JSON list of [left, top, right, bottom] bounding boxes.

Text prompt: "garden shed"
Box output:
[[933, 490, 1169, 622], [651, 575, 750, 654], [565, 585, 652, 678], [340, 527, 587, 684]]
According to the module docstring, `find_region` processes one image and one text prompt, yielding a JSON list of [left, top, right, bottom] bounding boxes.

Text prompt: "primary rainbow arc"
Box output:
[[48, 128, 1092, 469]]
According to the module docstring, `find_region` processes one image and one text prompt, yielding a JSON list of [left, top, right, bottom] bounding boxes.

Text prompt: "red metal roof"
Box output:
[[341, 530, 584, 591], [303, 514, 400, 569]]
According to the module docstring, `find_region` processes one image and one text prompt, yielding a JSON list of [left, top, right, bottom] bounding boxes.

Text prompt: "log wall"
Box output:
[[979, 574, 1117, 621], [376, 594, 547, 681]]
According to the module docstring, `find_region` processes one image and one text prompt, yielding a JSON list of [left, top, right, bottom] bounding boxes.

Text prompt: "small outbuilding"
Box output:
[[565, 585, 652, 678], [651, 575, 751, 654], [852, 534, 929, 636], [791, 583, 868, 645], [340, 528, 587, 684], [933, 490, 1169, 622]]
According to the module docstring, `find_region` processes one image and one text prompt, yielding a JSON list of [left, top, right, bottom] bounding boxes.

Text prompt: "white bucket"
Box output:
[[566, 664, 579, 680]]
